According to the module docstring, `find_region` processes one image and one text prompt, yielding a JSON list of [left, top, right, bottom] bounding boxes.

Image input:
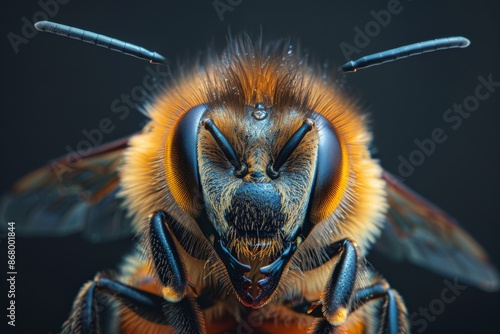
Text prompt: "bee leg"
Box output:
[[332, 278, 409, 334], [148, 211, 190, 302], [350, 279, 409, 334], [147, 210, 206, 332], [319, 239, 358, 327], [307, 239, 376, 333], [309, 273, 409, 334], [62, 273, 204, 334]]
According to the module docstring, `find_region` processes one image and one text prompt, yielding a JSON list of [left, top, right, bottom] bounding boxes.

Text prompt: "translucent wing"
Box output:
[[0, 137, 134, 242], [375, 171, 499, 291]]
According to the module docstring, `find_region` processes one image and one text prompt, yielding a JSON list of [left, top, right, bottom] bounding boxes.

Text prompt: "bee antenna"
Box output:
[[34, 21, 166, 65], [340, 36, 470, 73]]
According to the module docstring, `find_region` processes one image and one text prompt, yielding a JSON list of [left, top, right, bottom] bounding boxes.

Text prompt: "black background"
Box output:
[[1, 0, 500, 333]]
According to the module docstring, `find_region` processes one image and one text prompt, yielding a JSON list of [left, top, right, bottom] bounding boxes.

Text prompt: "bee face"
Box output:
[[164, 102, 327, 305], [199, 106, 317, 256]]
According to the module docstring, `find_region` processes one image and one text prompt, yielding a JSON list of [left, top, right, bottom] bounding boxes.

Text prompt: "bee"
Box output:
[[1, 20, 498, 334]]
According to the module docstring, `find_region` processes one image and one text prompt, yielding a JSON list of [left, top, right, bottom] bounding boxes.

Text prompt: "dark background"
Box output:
[[1, 0, 499, 333]]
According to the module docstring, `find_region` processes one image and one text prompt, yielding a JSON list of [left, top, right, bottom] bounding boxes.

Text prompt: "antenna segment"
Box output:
[[341, 36, 470, 72], [34, 21, 166, 65]]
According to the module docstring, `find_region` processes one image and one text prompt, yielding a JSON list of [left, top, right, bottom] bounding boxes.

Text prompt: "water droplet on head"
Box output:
[[252, 103, 267, 120], [252, 109, 267, 120]]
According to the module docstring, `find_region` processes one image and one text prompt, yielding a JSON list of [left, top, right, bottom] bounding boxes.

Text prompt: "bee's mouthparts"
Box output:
[[214, 233, 299, 308], [180, 209, 303, 308]]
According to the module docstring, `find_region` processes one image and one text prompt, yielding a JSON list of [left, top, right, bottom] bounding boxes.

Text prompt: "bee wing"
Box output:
[[375, 171, 499, 291], [0, 137, 134, 242]]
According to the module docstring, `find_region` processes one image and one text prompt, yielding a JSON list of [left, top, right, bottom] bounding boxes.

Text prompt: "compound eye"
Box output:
[[202, 119, 248, 178], [164, 104, 208, 216], [266, 119, 314, 179], [308, 113, 347, 224]]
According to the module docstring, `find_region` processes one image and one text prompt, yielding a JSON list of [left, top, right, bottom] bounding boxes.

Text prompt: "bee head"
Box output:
[[121, 37, 384, 308]]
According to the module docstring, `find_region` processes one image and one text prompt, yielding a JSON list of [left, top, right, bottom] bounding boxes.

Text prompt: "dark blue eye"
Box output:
[[308, 111, 344, 224], [165, 104, 208, 214]]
